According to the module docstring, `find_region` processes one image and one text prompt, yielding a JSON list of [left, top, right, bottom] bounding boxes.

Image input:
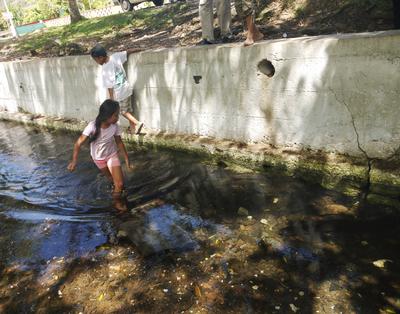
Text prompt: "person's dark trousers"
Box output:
[[394, 0, 400, 29]]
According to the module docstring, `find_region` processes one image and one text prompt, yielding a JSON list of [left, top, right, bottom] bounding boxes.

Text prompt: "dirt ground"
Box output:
[[0, 0, 396, 62]]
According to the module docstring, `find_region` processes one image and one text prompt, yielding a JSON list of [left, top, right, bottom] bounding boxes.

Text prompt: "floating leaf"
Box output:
[[373, 259, 392, 268], [194, 285, 202, 298]]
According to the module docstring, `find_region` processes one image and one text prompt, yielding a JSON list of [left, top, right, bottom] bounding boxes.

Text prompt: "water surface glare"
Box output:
[[0, 121, 399, 313]]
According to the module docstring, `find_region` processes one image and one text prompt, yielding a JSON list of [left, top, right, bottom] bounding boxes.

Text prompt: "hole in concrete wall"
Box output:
[[257, 59, 275, 77], [193, 75, 202, 84]]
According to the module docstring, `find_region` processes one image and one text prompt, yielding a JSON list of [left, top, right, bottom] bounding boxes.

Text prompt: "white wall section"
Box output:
[[1, 30, 399, 159]]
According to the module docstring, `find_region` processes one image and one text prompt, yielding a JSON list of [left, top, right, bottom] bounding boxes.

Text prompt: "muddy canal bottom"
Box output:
[[0, 121, 399, 314]]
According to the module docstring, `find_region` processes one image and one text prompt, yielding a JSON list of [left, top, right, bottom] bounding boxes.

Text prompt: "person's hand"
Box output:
[[126, 162, 134, 172], [67, 161, 77, 172]]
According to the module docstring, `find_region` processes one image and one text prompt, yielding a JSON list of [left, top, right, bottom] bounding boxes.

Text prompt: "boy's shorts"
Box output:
[[93, 153, 121, 170], [119, 97, 131, 114]]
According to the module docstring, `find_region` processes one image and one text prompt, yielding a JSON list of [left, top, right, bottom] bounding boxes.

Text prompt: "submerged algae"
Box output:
[[1, 110, 399, 209]]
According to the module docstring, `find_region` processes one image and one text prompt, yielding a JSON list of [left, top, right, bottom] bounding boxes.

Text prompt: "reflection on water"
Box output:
[[0, 121, 399, 313], [118, 204, 231, 256], [0, 121, 398, 259], [0, 121, 305, 264], [0, 122, 113, 266]]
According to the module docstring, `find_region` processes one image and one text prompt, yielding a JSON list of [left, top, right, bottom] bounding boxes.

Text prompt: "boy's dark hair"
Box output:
[[90, 99, 120, 143], [90, 44, 107, 58]]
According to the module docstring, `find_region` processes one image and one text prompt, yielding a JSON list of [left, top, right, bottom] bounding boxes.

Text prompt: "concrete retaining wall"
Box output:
[[0, 30, 399, 159]]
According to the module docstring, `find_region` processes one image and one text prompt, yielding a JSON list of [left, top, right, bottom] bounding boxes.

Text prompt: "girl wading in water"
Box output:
[[68, 99, 131, 211]]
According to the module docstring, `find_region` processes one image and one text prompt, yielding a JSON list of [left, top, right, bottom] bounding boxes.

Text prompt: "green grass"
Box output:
[[294, 4, 307, 19], [3, 0, 393, 57], [12, 2, 189, 54]]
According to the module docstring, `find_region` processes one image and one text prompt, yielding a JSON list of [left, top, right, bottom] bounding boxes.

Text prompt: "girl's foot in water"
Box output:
[[112, 191, 127, 211]]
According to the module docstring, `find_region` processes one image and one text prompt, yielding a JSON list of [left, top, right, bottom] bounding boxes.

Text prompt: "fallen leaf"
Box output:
[[194, 285, 202, 298], [290, 303, 299, 312], [373, 259, 392, 268]]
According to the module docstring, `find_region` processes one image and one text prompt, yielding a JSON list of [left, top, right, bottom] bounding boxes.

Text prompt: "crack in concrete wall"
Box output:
[[331, 88, 374, 192]]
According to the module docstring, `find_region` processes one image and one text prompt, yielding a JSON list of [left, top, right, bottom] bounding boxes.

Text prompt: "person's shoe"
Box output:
[[198, 39, 215, 45], [221, 34, 235, 43]]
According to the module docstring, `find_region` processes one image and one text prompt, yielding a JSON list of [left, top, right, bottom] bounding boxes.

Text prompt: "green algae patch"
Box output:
[[1, 110, 399, 206], [366, 193, 400, 209]]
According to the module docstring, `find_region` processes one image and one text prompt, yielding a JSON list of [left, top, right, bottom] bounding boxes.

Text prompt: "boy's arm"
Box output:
[[114, 135, 130, 168], [108, 88, 115, 100], [68, 134, 88, 172], [126, 48, 144, 55]]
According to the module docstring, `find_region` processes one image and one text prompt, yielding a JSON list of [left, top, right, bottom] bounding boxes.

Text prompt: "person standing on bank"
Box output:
[[90, 44, 144, 134], [235, 0, 263, 46], [199, 0, 233, 44]]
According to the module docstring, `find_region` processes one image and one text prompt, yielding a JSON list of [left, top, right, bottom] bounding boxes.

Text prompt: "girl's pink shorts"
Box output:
[[93, 154, 121, 170]]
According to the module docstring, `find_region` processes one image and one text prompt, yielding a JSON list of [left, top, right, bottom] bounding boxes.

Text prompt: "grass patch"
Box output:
[[294, 4, 307, 19], [11, 2, 189, 54], [0, 0, 394, 60]]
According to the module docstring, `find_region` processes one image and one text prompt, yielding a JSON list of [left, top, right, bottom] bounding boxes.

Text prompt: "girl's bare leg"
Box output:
[[110, 165, 127, 211]]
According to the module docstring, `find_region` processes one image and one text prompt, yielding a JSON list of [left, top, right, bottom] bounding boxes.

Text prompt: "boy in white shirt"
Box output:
[[90, 44, 144, 134]]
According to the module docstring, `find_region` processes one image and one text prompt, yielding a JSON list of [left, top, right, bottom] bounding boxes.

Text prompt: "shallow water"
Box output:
[[0, 121, 399, 313]]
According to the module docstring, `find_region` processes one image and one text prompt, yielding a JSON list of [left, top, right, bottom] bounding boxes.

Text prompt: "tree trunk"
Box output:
[[394, 0, 400, 29], [68, 0, 84, 24]]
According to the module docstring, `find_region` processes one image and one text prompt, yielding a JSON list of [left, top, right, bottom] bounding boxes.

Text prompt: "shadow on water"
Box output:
[[0, 121, 399, 313]]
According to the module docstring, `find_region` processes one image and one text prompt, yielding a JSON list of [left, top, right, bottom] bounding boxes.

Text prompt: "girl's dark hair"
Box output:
[[90, 99, 120, 143]]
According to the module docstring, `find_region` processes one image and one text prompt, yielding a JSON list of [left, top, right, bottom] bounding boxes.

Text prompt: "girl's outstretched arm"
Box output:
[[68, 134, 88, 172], [114, 135, 131, 169]]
